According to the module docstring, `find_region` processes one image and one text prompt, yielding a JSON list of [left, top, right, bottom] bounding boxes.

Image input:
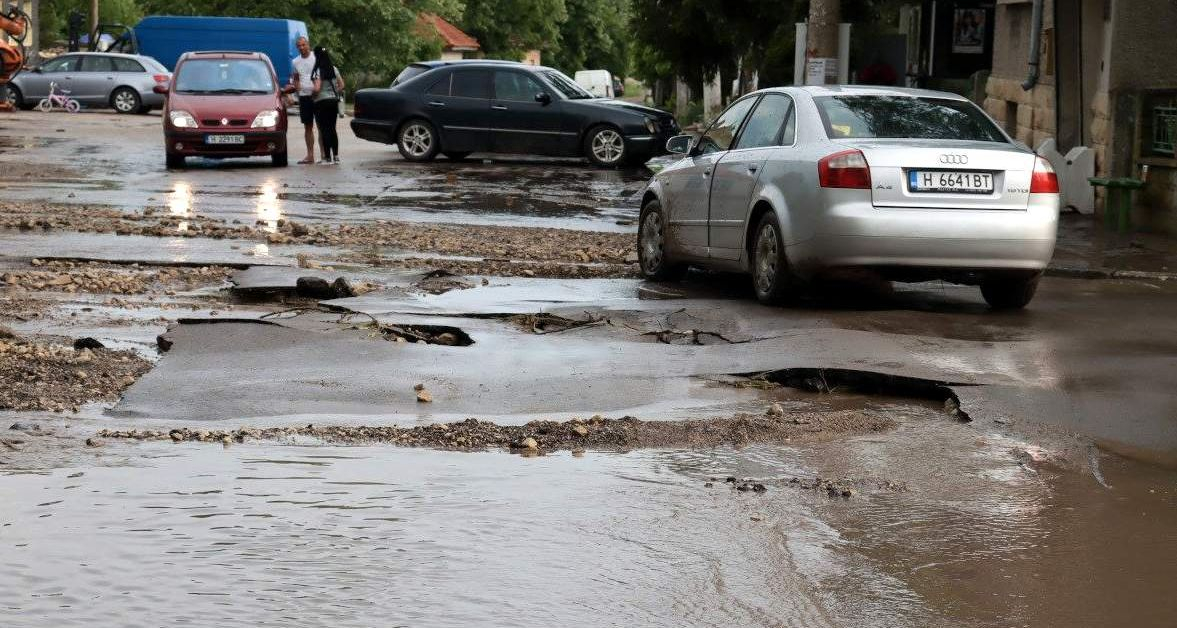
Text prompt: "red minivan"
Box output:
[[157, 51, 288, 168]]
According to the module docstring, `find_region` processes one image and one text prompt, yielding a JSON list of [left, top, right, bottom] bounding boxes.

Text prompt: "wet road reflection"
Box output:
[[2, 407, 1174, 627], [256, 181, 283, 233]]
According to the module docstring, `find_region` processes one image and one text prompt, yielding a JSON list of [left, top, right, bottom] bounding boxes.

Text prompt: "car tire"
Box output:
[[638, 199, 687, 281], [584, 124, 626, 167], [443, 151, 471, 161], [397, 118, 440, 162], [111, 87, 140, 115], [166, 153, 185, 169], [980, 273, 1040, 310], [5, 84, 27, 110], [272, 149, 288, 167], [751, 211, 797, 305]]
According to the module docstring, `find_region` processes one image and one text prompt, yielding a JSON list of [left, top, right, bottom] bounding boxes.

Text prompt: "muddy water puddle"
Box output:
[[3, 406, 1175, 627]]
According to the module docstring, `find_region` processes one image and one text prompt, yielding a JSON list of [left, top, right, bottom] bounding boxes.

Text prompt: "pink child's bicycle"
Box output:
[[38, 82, 80, 113]]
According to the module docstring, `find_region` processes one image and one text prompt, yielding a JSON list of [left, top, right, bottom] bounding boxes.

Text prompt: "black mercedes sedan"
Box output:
[[350, 60, 680, 167]]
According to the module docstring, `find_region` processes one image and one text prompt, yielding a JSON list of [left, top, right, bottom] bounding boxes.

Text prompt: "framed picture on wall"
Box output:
[[952, 8, 986, 54]]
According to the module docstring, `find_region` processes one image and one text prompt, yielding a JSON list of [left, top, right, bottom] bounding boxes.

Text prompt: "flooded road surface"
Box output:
[[0, 111, 648, 233], [3, 406, 1175, 627]]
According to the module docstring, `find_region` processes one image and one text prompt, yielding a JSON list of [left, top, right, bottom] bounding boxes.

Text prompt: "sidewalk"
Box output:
[[1048, 212, 1177, 280]]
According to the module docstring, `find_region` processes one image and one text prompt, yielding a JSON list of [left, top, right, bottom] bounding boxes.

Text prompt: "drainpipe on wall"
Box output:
[[1022, 0, 1045, 90]]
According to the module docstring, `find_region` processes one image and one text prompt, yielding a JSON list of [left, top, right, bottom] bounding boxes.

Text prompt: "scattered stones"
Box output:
[[85, 437, 103, 447], [156, 334, 174, 352], [0, 325, 16, 339], [573, 425, 589, 437], [0, 339, 151, 412], [416, 388, 433, 403], [72, 337, 105, 350], [0, 200, 639, 271], [767, 402, 785, 417], [413, 269, 475, 295], [295, 276, 357, 300]]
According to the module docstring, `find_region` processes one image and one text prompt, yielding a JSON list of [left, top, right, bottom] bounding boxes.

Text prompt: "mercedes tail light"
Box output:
[[819, 149, 871, 189], [1029, 156, 1059, 194]]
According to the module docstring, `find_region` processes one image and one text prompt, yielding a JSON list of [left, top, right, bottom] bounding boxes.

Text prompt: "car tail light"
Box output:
[[153, 74, 169, 83], [819, 149, 871, 189], [1029, 156, 1059, 194]]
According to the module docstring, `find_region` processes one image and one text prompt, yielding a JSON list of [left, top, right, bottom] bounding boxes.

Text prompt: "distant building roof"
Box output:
[[418, 13, 480, 52]]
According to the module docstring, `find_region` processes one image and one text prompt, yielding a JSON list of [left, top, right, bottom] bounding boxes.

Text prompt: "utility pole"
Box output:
[[806, 0, 841, 84], [91, 0, 98, 32]]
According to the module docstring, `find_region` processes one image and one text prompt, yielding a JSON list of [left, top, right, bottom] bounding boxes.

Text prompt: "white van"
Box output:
[[574, 69, 613, 98]]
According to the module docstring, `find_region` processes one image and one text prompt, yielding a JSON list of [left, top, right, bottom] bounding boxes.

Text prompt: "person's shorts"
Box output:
[[298, 96, 316, 125]]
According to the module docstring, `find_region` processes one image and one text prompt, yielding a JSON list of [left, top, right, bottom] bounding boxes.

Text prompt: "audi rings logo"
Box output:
[[939, 154, 968, 165]]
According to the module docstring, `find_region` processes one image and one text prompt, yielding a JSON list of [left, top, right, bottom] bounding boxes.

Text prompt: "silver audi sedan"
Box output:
[[638, 85, 1060, 309]]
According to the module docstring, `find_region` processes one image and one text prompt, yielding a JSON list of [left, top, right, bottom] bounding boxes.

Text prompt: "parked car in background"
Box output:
[[158, 51, 287, 169], [638, 86, 1060, 310], [6, 52, 170, 114], [574, 69, 613, 98], [352, 60, 679, 167]]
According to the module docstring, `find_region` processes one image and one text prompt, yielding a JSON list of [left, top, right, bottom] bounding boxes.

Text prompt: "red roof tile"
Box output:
[[419, 13, 480, 51]]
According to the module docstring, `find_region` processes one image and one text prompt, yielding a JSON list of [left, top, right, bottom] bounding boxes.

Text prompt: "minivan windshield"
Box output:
[[814, 95, 1007, 142], [174, 59, 274, 94], [541, 70, 593, 99]]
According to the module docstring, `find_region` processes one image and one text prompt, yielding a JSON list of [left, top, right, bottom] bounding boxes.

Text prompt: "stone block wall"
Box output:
[[985, 75, 1110, 178]]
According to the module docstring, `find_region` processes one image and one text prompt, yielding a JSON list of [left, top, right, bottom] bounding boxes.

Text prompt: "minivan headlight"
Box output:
[[251, 109, 280, 129], [169, 110, 197, 128]]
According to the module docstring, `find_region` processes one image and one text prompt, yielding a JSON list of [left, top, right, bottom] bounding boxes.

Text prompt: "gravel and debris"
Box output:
[[0, 336, 152, 412], [96, 410, 897, 451], [0, 201, 637, 267], [1, 260, 233, 295]]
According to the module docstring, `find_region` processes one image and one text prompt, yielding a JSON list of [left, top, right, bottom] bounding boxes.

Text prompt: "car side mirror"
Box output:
[[535, 92, 551, 105], [666, 134, 693, 155], [153, 83, 169, 95]]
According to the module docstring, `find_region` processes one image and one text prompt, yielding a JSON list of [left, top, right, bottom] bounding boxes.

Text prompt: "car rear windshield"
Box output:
[[142, 57, 169, 73], [392, 64, 430, 87], [174, 59, 273, 94], [814, 95, 1007, 142]]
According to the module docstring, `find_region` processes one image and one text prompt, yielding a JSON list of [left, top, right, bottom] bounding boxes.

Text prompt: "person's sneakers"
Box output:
[[332, 156, 342, 165]]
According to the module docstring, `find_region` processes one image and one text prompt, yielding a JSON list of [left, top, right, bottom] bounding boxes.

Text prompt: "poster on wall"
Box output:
[[952, 8, 986, 54]]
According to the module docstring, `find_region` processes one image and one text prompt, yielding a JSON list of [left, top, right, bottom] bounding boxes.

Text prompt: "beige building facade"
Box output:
[[984, 0, 1177, 231]]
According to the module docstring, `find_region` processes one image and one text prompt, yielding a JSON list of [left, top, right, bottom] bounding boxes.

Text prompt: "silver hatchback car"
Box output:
[[638, 86, 1060, 310], [7, 52, 170, 114]]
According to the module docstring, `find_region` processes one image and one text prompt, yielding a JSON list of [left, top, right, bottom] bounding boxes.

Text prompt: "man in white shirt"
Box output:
[[290, 36, 317, 164]]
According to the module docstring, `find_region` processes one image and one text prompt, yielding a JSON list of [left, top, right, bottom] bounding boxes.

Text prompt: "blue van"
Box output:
[[130, 16, 309, 86]]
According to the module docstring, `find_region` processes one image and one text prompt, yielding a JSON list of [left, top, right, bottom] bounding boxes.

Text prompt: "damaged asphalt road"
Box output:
[[4, 112, 1177, 628]]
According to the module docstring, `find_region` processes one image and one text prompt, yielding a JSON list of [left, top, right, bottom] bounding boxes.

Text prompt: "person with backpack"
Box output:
[[311, 46, 345, 164]]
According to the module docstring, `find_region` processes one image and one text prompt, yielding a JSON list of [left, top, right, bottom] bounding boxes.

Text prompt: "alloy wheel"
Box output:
[[401, 124, 433, 158], [640, 210, 664, 273], [591, 129, 624, 164], [113, 89, 137, 113], [754, 223, 779, 294]]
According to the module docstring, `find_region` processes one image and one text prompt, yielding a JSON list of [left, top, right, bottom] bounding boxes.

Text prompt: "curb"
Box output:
[[1046, 265, 1176, 281]]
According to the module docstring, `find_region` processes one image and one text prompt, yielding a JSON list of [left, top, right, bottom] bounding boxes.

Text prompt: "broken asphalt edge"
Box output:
[[1047, 264, 1175, 281]]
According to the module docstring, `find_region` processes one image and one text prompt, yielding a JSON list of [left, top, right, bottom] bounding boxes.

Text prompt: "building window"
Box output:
[[1142, 90, 1177, 158], [1153, 106, 1176, 156]]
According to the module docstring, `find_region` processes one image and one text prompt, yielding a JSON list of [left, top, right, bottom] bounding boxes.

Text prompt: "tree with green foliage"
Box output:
[[459, 0, 567, 61], [548, 0, 631, 77]]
